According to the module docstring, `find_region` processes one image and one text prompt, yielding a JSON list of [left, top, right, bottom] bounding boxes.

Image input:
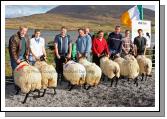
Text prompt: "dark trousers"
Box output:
[[92, 55, 100, 66], [55, 54, 67, 75]]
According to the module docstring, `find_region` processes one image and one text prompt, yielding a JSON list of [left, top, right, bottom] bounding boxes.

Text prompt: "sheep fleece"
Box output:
[[63, 60, 86, 85], [14, 62, 42, 94]]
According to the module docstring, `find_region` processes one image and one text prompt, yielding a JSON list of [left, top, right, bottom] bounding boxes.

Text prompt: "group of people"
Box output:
[[8, 25, 147, 81]]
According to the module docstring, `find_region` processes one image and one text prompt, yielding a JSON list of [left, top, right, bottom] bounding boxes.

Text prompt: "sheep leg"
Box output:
[[141, 73, 144, 81], [134, 77, 139, 87], [22, 91, 31, 104], [145, 75, 148, 81], [33, 89, 41, 98], [68, 83, 74, 91], [115, 77, 119, 87], [53, 87, 56, 95], [41, 89, 47, 97], [101, 73, 105, 81], [110, 78, 114, 87], [15, 85, 20, 95]]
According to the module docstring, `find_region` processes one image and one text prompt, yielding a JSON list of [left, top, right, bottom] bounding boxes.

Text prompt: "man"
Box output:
[[121, 30, 134, 57], [76, 28, 92, 61], [92, 30, 110, 66], [108, 25, 123, 59], [29, 29, 47, 65], [8, 26, 29, 79], [54, 26, 72, 80], [84, 27, 92, 38], [133, 29, 147, 56]]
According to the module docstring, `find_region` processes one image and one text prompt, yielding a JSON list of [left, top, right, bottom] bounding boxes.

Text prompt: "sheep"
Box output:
[[100, 55, 120, 87], [114, 54, 140, 86], [136, 55, 152, 81], [78, 57, 102, 90], [34, 60, 57, 97], [63, 60, 86, 91], [14, 61, 42, 104]]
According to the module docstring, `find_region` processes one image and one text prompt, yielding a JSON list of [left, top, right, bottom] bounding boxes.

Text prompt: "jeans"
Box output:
[[29, 54, 36, 65], [10, 57, 18, 71], [10, 55, 24, 79]]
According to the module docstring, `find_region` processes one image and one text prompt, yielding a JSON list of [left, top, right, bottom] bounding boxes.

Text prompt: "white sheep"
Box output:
[[14, 61, 42, 103], [114, 54, 140, 86], [34, 61, 57, 97], [63, 60, 86, 91], [100, 56, 120, 87], [78, 57, 102, 90], [136, 55, 152, 81]]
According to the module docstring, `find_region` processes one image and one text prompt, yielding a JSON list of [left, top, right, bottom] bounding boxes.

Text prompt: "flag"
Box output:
[[120, 5, 143, 27]]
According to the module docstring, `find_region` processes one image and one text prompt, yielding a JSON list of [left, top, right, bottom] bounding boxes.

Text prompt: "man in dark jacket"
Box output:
[[8, 26, 29, 79], [54, 26, 72, 81], [108, 25, 123, 59]]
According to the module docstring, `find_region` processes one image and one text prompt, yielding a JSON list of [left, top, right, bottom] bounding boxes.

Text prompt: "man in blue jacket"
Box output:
[[76, 28, 92, 61], [108, 25, 123, 59]]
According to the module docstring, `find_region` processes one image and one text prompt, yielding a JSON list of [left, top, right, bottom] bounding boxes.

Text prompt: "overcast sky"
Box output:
[[5, 5, 155, 18]]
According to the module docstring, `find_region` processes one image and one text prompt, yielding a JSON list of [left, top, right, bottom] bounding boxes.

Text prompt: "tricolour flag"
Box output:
[[120, 5, 143, 27]]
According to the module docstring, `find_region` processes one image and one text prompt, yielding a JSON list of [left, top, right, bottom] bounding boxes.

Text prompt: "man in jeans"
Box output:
[[76, 28, 92, 61], [108, 25, 123, 59], [8, 26, 29, 80], [54, 26, 72, 81], [133, 29, 147, 56]]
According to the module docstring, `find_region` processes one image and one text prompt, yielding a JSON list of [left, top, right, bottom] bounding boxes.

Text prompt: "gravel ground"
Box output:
[[5, 69, 155, 107]]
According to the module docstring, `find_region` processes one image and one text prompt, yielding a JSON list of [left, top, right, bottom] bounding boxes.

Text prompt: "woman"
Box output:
[[92, 30, 110, 66]]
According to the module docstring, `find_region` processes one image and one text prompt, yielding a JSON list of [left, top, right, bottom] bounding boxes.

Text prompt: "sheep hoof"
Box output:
[[68, 84, 74, 91], [148, 74, 152, 77], [86, 85, 91, 90], [53, 89, 56, 95], [41, 89, 46, 97], [22, 91, 31, 104]]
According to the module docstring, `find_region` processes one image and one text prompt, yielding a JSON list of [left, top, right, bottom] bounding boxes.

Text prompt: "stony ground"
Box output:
[[5, 69, 155, 107]]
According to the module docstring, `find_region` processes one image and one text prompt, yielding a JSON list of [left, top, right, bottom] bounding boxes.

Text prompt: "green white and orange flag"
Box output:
[[120, 5, 143, 27]]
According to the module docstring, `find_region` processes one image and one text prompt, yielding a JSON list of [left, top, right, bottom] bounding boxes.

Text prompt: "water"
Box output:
[[5, 29, 155, 47], [5, 29, 79, 47]]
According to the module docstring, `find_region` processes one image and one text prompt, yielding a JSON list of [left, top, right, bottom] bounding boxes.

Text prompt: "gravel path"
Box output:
[[5, 70, 155, 107]]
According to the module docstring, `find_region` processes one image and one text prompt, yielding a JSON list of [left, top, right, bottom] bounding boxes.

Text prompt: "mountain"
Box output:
[[47, 5, 154, 22], [6, 5, 155, 31]]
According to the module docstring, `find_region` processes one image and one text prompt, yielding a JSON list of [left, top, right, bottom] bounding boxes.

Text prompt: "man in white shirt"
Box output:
[[29, 29, 47, 65]]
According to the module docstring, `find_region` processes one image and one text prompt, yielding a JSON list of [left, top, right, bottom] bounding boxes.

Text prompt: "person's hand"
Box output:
[[125, 51, 128, 55], [16, 59, 21, 64], [57, 54, 61, 59], [25, 55, 29, 60], [97, 54, 100, 57], [107, 54, 110, 58], [116, 53, 120, 57], [35, 56, 40, 61], [67, 54, 71, 59], [77, 53, 82, 59]]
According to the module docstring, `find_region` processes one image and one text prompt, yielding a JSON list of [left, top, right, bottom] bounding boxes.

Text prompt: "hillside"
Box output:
[[6, 5, 155, 31]]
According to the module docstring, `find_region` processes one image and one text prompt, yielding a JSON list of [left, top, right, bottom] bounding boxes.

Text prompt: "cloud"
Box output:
[[5, 5, 57, 18]]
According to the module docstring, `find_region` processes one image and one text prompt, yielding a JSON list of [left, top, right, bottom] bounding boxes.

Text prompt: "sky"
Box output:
[[5, 5, 155, 18]]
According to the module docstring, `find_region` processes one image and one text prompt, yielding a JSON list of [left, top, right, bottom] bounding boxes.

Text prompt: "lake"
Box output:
[[5, 29, 155, 48]]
